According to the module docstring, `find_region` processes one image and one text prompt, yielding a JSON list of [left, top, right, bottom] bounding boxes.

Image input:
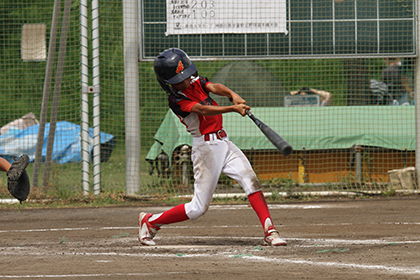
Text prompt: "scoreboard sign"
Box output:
[[165, 0, 288, 35]]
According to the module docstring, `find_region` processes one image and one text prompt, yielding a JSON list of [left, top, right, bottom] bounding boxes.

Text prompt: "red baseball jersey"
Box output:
[[168, 76, 223, 137]]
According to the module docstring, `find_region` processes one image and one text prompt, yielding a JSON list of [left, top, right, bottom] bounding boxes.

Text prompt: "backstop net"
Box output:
[[139, 0, 419, 197], [0, 0, 417, 200]]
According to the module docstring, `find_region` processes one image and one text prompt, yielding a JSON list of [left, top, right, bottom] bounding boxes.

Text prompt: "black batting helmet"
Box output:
[[154, 48, 197, 85]]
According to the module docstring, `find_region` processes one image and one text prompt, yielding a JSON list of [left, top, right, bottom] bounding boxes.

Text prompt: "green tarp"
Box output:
[[146, 106, 415, 161]]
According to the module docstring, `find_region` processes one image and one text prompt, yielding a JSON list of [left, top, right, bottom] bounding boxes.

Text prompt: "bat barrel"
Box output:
[[246, 110, 293, 156], [280, 143, 293, 156]]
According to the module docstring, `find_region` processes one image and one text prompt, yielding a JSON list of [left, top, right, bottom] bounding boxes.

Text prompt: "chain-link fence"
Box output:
[[0, 0, 418, 200]]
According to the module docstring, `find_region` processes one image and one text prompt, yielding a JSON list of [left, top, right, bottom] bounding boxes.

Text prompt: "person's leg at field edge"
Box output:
[[222, 141, 287, 246], [0, 157, 11, 172]]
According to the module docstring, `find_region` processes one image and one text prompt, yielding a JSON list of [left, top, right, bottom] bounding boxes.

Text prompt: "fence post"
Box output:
[[92, 0, 101, 195], [43, 0, 72, 187], [32, 0, 61, 189], [123, 0, 141, 195], [80, 0, 90, 196], [415, 1, 420, 188]]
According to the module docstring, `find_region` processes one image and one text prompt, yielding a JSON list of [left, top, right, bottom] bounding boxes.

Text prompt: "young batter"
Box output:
[[138, 48, 286, 246]]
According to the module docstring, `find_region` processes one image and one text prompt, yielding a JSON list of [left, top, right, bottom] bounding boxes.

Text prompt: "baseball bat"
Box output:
[[245, 110, 293, 156]]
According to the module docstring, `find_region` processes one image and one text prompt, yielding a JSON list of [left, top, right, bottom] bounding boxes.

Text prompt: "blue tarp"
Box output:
[[0, 121, 115, 164]]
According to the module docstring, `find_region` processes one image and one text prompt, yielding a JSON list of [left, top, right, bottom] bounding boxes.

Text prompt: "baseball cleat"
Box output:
[[8, 155, 30, 181], [138, 212, 160, 246], [264, 226, 287, 246]]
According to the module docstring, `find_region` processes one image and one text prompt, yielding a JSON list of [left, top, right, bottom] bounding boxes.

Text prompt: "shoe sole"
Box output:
[[265, 241, 287, 246], [264, 238, 287, 246], [8, 155, 30, 180]]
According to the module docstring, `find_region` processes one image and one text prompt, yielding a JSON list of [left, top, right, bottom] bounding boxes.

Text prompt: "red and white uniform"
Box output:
[[168, 76, 262, 220], [168, 76, 222, 137]]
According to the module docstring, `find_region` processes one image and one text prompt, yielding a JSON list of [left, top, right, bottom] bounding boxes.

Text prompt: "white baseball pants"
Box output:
[[184, 133, 262, 220]]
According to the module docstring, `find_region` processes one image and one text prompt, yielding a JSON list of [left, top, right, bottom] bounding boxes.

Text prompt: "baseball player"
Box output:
[[138, 48, 286, 246]]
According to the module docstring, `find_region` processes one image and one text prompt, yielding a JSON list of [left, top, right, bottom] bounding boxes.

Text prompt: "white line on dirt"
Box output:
[[0, 227, 91, 233], [240, 255, 420, 275], [0, 272, 189, 278], [1, 221, 420, 234], [151, 236, 420, 245], [0, 252, 418, 278]]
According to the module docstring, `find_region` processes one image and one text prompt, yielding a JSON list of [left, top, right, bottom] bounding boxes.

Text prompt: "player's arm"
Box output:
[[191, 102, 249, 117], [206, 83, 246, 105], [310, 88, 332, 104]]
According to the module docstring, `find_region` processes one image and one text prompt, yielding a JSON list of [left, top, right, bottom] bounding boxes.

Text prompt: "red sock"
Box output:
[[149, 204, 189, 226], [248, 191, 273, 231]]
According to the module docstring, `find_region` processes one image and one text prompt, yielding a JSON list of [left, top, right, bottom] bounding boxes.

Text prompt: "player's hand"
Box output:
[[231, 93, 246, 105], [234, 104, 250, 116]]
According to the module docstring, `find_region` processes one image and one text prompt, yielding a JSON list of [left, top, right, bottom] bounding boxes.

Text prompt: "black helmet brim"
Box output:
[[164, 62, 197, 84]]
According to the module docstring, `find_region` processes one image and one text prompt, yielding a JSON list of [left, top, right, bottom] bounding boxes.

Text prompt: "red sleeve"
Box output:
[[177, 99, 197, 113], [203, 80, 213, 93]]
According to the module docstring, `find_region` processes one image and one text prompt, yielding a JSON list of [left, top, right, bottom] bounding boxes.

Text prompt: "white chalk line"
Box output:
[[152, 236, 420, 245], [241, 255, 420, 275], [1, 237, 419, 251], [0, 251, 419, 278], [1, 209, 419, 279], [0, 272, 189, 278], [1, 233, 419, 278], [1, 221, 420, 234]]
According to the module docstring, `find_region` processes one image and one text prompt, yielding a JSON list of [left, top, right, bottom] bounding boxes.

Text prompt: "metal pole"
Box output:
[[32, 0, 61, 188], [92, 0, 101, 195], [80, 0, 90, 195], [42, 0, 72, 187], [415, 0, 420, 187], [355, 146, 363, 184], [123, 0, 141, 195]]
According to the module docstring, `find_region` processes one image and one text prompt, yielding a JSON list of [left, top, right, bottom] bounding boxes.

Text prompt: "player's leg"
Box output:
[[139, 140, 226, 245], [248, 191, 287, 246], [0, 157, 11, 172], [138, 204, 189, 245], [222, 141, 287, 246], [183, 139, 226, 219]]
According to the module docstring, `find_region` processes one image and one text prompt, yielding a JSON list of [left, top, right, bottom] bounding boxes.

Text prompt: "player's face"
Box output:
[[172, 77, 192, 90]]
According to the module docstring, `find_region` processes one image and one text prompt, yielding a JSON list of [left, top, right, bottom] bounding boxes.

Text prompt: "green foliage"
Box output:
[[383, 188, 396, 197]]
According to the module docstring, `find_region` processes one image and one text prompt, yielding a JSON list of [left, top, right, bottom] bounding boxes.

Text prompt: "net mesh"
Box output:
[[0, 0, 417, 200]]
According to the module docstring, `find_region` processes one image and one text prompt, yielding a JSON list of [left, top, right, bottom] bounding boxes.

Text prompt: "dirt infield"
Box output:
[[1, 197, 420, 279]]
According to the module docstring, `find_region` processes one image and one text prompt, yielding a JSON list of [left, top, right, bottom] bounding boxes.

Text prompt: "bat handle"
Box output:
[[245, 109, 257, 121], [229, 98, 251, 117]]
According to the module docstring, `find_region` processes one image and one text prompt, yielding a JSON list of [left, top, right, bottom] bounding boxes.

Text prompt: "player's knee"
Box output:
[[185, 203, 210, 220], [240, 175, 263, 195]]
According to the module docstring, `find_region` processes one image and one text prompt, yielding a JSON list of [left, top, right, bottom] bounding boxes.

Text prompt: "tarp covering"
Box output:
[[0, 121, 115, 164], [147, 106, 415, 161]]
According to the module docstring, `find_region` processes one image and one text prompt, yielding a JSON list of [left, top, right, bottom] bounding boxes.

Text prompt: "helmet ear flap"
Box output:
[[156, 76, 176, 95]]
